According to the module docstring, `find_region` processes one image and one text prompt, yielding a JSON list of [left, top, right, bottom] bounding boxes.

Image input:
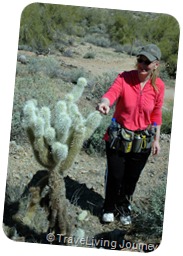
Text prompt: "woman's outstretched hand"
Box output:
[[96, 98, 110, 115]]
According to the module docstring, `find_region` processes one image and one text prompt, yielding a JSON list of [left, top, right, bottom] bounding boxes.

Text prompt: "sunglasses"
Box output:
[[137, 58, 152, 65]]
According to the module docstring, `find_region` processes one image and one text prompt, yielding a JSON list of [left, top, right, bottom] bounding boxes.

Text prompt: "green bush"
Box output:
[[28, 57, 62, 78], [146, 183, 166, 237], [27, 58, 42, 75], [159, 64, 170, 81], [42, 57, 62, 78], [84, 35, 111, 48], [84, 114, 112, 156], [19, 3, 53, 49], [91, 71, 118, 100], [63, 68, 89, 84], [133, 179, 166, 240], [83, 52, 95, 59], [63, 49, 74, 58], [161, 101, 174, 134]]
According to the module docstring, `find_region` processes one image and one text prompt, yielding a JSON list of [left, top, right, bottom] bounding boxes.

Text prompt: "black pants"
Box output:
[[104, 142, 151, 212]]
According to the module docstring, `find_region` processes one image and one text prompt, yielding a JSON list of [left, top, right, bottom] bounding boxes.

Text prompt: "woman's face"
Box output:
[[137, 55, 159, 78]]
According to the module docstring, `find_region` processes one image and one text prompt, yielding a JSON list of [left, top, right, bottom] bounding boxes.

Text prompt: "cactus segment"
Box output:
[[40, 107, 51, 130], [22, 100, 38, 128], [69, 77, 87, 102], [44, 127, 56, 145], [52, 142, 68, 164], [84, 111, 103, 140], [60, 124, 86, 171], [33, 137, 52, 167], [33, 117, 45, 138], [54, 112, 72, 143]]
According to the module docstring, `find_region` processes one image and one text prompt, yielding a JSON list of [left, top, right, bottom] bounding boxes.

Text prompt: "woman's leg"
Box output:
[[116, 149, 151, 225], [122, 149, 151, 199], [103, 142, 126, 213]]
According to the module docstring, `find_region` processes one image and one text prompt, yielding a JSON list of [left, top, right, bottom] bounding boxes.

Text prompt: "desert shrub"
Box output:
[[147, 183, 166, 237], [161, 100, 174, 134], [91, 71, 118, 99], [89, 24, 107, 34], [159, 64, 170, 81], [165, 54, 178, 78], [16, 63, 29, 77], [84, 34, 111, 48], [53, 32, 72, 48], [18, 45, 34, 52], [28, 58, 42, 75], [83, 52, 95, 59], [84, 114, 113, 156], [119, 44, 139, 56], [28, 57, 61, 78], [133, 179, 166, 240], [63, 68, 90, 84], [63, 49, 73, 57], [42, 57, 61, 78], [113, 43, 124, 53]]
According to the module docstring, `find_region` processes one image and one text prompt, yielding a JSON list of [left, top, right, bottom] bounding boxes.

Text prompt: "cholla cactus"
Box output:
[[22, 77, 102, 171], [21, 77, 102, 236]]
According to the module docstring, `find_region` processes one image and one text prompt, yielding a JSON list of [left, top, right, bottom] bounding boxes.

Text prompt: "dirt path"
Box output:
[[164, 86, 174, 100]]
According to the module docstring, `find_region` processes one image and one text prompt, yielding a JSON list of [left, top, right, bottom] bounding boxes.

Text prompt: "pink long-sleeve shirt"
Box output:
[[102, 70, 165, 132]]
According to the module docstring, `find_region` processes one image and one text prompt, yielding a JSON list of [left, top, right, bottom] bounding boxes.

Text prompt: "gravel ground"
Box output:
[[3, 133, 170, 252]]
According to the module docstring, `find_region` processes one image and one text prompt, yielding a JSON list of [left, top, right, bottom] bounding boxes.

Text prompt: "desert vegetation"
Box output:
[[19, 3, 179, 78]]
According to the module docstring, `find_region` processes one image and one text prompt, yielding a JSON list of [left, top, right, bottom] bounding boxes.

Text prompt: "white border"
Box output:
[[0, 1, 182, 256]]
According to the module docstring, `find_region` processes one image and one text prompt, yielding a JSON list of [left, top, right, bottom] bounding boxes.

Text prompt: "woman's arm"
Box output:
[[152, 124, 161, 155]]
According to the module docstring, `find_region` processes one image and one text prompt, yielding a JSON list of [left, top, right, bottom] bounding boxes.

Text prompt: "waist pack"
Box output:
[[108, 124, 155, 153]]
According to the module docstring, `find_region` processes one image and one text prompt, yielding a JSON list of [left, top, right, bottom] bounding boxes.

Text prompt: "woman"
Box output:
[[97, 44, 165, 225]]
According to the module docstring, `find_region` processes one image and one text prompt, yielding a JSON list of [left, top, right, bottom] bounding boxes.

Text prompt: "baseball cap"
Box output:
[[137, 44, 161, 61]]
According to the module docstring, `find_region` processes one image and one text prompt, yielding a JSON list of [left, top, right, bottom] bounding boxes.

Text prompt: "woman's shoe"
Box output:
[[115, 204, 132, 225], [102, 212, 114, 223], [120, 215, 132, 225]]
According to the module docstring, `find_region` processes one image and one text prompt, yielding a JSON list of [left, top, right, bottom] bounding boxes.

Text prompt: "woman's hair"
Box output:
[[151, 67, 159, 93]]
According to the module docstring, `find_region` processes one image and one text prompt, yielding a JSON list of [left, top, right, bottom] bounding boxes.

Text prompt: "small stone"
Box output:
[[77, 210, 88, 221]]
